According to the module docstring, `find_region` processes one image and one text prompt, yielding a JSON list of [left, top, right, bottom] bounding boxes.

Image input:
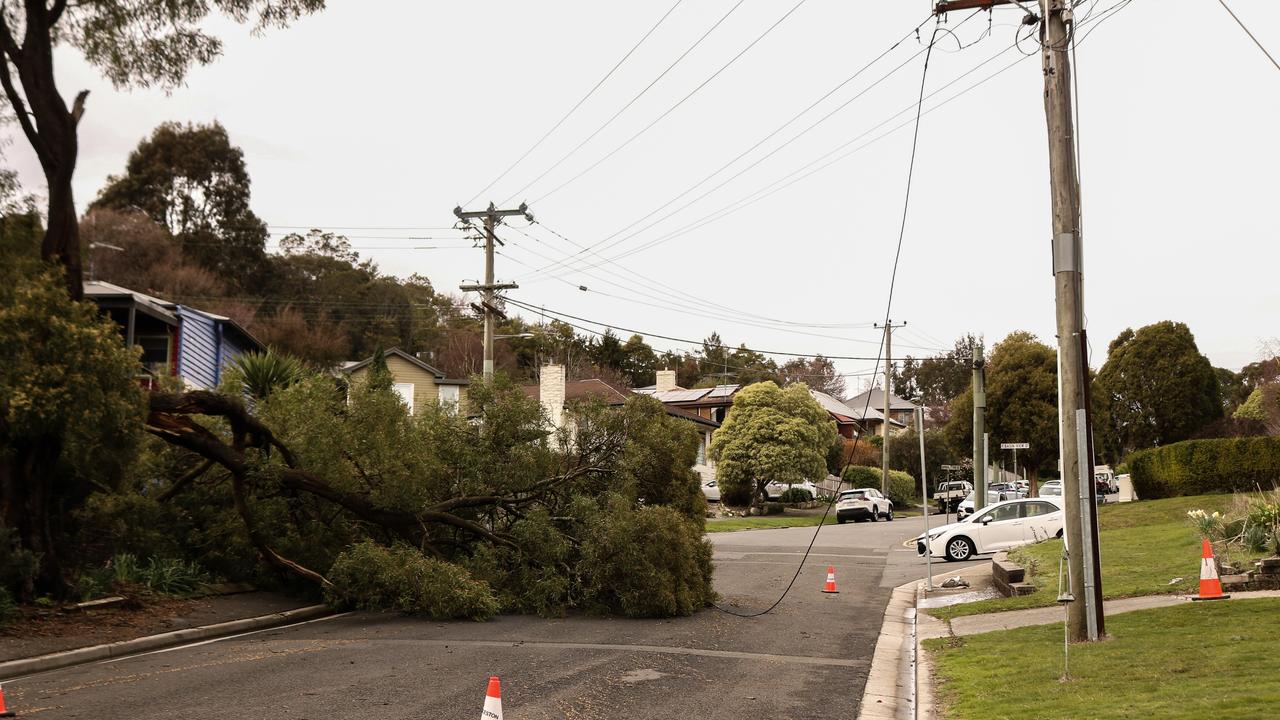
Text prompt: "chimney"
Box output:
[[655, 370, 678, 394], [539, 364, 566, 430]]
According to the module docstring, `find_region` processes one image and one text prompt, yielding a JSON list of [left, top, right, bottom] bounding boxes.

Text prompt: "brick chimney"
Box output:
[[539, 364, 566, 430], [655, 369, 678, 394]]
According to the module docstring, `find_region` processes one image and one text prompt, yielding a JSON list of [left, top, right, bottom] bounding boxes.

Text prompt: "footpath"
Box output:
[[858, 565, 1280, 719], [0, 590, 328, 680]]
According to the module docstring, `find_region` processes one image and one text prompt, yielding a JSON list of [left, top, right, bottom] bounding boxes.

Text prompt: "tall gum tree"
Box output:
[[0, 0, 325, 299]]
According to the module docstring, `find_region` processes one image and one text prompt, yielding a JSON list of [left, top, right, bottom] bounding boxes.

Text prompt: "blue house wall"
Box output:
[[175, 307, 220, 389]]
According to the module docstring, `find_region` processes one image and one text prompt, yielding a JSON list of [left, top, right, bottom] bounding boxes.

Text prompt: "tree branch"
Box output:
[[157, 459, 215, 502], [0, 56, 48, 166], [47, 0, 66, 25], [69, 88, 87, 124]]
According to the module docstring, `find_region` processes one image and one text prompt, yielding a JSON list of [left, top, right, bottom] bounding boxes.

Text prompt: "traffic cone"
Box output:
[[0, 683, 14, 717], [822, 565, 839, 594], [479, 676, 503, 720], [1192, 539, 1230, 601]]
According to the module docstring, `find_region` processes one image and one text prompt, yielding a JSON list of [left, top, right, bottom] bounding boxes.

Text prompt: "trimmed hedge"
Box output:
[[1128, 436, 1280, 499], [841, 465, 918, 508]]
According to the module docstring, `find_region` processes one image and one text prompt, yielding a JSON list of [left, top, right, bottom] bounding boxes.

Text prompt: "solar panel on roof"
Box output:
[[662, 389, 709, 402]]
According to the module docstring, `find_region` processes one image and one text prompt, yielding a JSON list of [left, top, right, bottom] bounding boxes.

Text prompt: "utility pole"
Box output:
[[972, 345, 987, 511], [934, 0, 1103, 641], [874, 320, 907, 495], [454, 202, 534, 381]]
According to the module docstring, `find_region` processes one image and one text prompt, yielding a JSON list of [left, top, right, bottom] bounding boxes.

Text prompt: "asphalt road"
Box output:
[[7, 516, 983, 720]]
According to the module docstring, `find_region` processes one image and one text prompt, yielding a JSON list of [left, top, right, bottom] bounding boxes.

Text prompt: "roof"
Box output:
[[84, 280, 263, 349], [639, 384, 741, 406], [845, 387, 918, 412], [344, 347, 469, 385], [523, 378, 720, 429]]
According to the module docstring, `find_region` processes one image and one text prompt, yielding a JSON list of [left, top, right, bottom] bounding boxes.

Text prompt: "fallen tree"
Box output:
[[141, 372, 714, 618]]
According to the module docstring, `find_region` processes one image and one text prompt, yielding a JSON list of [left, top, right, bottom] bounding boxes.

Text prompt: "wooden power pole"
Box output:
[[934, 0, 1104, 642], [454, 202, 534, 381], [874, 320, 906, 495]]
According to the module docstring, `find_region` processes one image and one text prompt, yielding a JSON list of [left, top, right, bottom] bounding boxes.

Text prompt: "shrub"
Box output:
[[1128, 437, 1280, 499], [325, 541, 498, 621], [779, 488, 813, 503], [720, 483, 754, 507], [0, 587, 12, 628], [109, 554, 211, 595], [0, 525, 38, 601], [579, 505, 715, 618], [840, 466, 918, 508]]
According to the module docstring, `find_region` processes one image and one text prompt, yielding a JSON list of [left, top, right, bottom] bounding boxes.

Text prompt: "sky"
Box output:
[[7, 0, 1279, 384]]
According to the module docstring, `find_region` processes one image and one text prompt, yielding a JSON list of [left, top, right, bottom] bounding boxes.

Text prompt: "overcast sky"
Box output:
[[8, 0, 1279, 383]]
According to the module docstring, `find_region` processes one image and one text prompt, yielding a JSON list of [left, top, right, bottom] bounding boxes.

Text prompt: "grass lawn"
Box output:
[[928, 494, 1265, 620], [927, 598, 1280, 719], [704, 507, 922, 533]]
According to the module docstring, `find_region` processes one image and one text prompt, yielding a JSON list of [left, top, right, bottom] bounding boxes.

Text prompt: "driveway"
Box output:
[[6, 516, 979, 719]]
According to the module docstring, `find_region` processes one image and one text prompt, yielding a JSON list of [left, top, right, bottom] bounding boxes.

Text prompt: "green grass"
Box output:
[[927, 598, 1280, 719], [928, 494, 1264, 620], [705, 515, 838, 533]]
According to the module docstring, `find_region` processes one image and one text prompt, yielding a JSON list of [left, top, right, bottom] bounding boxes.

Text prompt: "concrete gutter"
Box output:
[[0, 604, 331, 681], [857, 581, 918, 719]]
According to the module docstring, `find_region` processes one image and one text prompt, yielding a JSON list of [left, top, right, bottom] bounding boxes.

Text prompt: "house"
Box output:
[[85, 280, 263, 389], [634, 370, 740, 424], [844, 387, 918, 435], [343, 348, 469, 414], [526, 365, 721, 482], [808, 388, 901, 439]]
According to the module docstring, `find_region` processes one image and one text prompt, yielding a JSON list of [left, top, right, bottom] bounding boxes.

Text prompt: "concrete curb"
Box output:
[[857, 580, 918, 719], [0, 604, 332, 681]]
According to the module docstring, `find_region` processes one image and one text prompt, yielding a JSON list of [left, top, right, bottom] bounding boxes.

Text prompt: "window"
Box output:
[[696, 434, 707, 465], [438, 384, 460, 405], [1023, 501, 1057, 518], [393, 383, 415, 414], [976, 503, 1020, 524]]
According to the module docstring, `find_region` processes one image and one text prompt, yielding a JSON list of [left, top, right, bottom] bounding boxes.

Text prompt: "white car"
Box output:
[[701, 480, 721, 502], [956, 490, 1006, 520], [915, 497, 1064, 562], [763, 480, 819, 501], [1039, 480, 1063, 497], [836, 487, 893, 523]]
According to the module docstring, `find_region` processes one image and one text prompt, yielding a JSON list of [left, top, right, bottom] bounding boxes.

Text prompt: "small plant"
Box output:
[[779, 488, 814, 503], [1186, 509, 1224, 540], [108, 553, 211, 595]]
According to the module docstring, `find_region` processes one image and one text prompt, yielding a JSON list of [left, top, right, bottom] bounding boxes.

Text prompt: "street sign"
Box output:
[[940, 464, 964, 470], [1000, 442, 1030, 450]]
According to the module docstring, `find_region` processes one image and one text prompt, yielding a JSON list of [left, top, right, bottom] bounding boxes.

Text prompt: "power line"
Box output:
[[527, 0, 812, 205], [524, 13, 945, 280], [497, 0, 749, 206], [463, 0, 686, 207], [1215, 0, 1280, 73], [499, 295, 898, 361]]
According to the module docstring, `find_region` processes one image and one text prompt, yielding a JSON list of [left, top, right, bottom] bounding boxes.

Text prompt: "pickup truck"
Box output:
[[935, 481, 973, 514]]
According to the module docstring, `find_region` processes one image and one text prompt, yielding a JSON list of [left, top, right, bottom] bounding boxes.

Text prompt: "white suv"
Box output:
[[836, 488, 894, 523]]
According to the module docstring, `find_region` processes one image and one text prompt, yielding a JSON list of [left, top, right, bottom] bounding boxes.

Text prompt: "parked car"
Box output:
[[914, 497, 1064, 562], [934, 481, 973, 514], [836, 487, 893, 523], [1039, 480, 1063, 497], [763, 479, 819, 501], [701, 480, 721, 502], [957, 490, 1006, 520]]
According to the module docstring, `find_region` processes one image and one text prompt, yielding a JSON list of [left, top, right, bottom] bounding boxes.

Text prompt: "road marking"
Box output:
[[714, 552, 882, 560], [97, 612, 352, 665], [404, 639, 865, 668]]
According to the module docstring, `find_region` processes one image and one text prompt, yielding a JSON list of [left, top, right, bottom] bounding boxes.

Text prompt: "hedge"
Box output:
[[841, 465, 918, 508], [1127, 436, 1280, 499]]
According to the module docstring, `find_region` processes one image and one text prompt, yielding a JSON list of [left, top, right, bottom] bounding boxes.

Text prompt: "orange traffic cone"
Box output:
[[1192, 539, 1230, 601], [480, 676, 503, 720], [822, 565, 839, 594], [0, 683, 14, 717]]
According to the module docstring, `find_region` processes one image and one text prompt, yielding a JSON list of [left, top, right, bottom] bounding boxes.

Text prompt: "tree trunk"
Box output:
[[1, 440, 70, 600]]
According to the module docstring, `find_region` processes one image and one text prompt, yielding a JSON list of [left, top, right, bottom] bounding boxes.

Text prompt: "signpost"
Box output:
[[1000, 442, 1030, 488]]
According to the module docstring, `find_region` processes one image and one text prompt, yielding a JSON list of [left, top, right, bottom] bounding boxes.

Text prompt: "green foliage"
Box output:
[[840, 465, 917, 507], [1095, 321, 1223, 460], [73, 490, 190, 563], [578, 501, 715, 618], [896, 334, 983, 407], [325, 541, 498, 621], [109, 553, 212, 595], [0, 525, 39, 602], [1128, 437, 1280, 499], [1234, 384, 1280, 436], [224, 349, 305, 401], [609, 396, 706, 523], [779, 487, 814, 503], [886, 428, 959, 492], [944, 331, 1057, 476], [710, 382, 838, 503]]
